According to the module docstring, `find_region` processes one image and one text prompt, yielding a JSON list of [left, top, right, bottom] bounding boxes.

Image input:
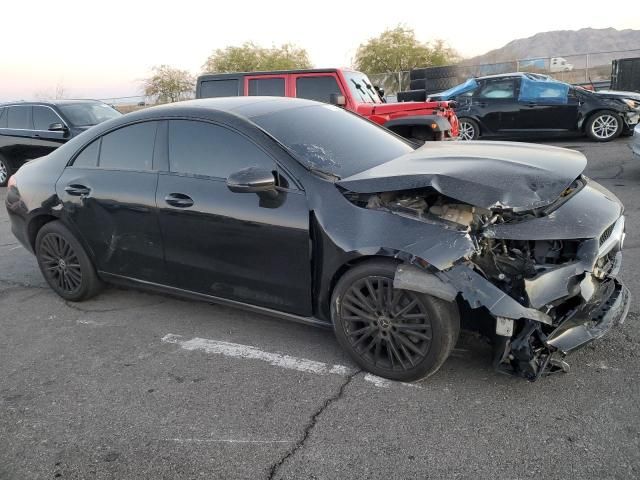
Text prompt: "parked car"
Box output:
[[427, 73, 640, 142], [631, 123, 640, 157], [196, 68, 459, 143], [0, 100, 121, 187], [5, 97, 629, 382]]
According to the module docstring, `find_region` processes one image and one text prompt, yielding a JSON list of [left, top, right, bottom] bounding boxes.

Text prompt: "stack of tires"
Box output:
[[397, 65, 461, 102]]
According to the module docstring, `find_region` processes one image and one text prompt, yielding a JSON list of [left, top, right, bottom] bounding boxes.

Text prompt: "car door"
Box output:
[[30, 105, 69, 158], [470, 78, 520, 134], [156, 119, 312, 316], [0, 105, 35, 167], [515, 82, 580, 132], [56, 120, 167, 283]]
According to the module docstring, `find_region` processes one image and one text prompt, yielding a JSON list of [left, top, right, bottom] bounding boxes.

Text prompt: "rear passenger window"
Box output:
[[73, 139, 100, 167], [99, 122, 157, 171], [477, 80, 515, 99], [248, 78, 285, 96], [296, 76, 341, 103], [168, 120, 274, 178], [7, 106, 30, 129], [199, 79, 239, 98], [33, 106, 63, 130], [0, 108, 6, 128]]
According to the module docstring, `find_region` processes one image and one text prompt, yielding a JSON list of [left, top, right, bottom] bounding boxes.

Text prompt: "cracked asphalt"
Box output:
[[1, 136, 639, 479]]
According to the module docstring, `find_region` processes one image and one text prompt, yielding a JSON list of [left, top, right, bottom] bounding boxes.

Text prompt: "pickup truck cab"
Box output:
[[196, 68, 459, 142]]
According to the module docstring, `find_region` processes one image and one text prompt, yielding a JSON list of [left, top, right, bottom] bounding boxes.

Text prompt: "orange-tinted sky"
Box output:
[[2, 0, 639, 101]]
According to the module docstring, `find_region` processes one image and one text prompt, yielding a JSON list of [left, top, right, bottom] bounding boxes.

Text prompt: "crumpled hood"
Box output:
[[336, 141, 586, 212]]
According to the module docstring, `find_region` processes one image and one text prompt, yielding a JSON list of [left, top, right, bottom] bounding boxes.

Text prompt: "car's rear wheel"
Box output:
[[0, 155, 10, 187], [458, 118, 479, 141], [331, 260, 460, 382], [586, 111, 622, 142], [35, 221, 103, 301]]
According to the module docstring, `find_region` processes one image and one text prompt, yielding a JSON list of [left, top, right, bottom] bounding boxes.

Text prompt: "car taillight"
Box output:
[[7, 175, 17, 189]]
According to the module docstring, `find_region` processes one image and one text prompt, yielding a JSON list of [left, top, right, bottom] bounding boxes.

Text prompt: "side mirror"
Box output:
[[329, 93, 346, 107], [226, 167, 277, 195], [48, 122, 68, 132]]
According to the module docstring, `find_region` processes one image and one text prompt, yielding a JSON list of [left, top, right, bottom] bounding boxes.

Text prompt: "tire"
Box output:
[[585, 111, 623, 142], [397, 89, 426, 102], [457, 118, 480, 141], [409, 79, 426, 90], [423, 65, 460, 80], [35, 221, 103, 301], [0, 155, 10, 187], [424, 76, 459, 92], [410, 66, 460, 81], [409, 68, 428, 81], [331, 259, 460, 382]]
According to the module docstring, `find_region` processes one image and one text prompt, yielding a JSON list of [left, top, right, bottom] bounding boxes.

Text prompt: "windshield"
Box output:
[[343, 71, 382, 104], [252, 104, 413, 178], [58, 102, 121, 127], [435, 78, 479, 100]]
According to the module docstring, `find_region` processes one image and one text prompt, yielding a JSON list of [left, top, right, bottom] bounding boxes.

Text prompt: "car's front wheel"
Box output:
[[35, 221, 103, 301], [331, 260, 460, 382], [586, 111, 622, 142], [457, 118, 479, 141], [0, 155, 10, 187]]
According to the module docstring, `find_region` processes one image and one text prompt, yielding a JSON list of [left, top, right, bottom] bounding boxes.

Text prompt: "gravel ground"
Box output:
[[0, 136, 639, 480]]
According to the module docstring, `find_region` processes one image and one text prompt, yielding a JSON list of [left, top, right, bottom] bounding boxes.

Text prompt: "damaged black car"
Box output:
[[5, 97, 630, 382]]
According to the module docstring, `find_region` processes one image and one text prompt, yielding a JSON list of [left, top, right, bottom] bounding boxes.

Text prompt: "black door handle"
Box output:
[[165, 193, 194, 208], [64, 184, 91, 196]]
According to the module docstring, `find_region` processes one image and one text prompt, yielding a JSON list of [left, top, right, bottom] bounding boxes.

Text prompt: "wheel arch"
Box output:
[[27, 214, 58, 251]]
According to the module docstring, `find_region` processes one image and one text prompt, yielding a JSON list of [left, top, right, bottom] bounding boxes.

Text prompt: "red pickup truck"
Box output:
[[196, 68, 459, 142]]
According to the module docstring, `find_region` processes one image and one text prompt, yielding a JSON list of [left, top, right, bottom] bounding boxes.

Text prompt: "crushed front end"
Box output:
[[437, 179, 631, 380]]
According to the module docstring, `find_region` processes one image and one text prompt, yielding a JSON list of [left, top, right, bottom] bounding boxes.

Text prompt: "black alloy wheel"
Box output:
[[35, 221, 103, 301], [332, 260, 460, 382]]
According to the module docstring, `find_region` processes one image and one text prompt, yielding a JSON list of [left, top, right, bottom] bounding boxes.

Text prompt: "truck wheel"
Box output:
[[458, 118, 480, 140], [586, 111, 622, 142], [0, 155, 11, 187], [331, 260, 460, 382]]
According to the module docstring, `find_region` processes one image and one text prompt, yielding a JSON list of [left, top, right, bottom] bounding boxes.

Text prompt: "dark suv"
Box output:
[[0, 100, 121, 186]]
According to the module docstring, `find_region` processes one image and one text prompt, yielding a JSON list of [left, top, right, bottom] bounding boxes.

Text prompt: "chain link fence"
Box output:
[[369, 48, 640, 95]]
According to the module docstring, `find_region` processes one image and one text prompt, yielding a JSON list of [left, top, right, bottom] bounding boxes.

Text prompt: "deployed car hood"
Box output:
[[336, 141, 586, 212]]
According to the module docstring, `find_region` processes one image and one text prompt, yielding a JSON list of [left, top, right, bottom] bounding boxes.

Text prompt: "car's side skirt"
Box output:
[[98, 271, 332, 329]]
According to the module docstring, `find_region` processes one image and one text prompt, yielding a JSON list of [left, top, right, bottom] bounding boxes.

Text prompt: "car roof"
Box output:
[[198, 68, 358, 80], [129, 97, 325, 121], [0, 99, 106, 107], [476, 72, 552, 81]]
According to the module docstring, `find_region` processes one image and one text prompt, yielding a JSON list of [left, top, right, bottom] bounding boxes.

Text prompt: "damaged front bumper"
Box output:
[[394, 211, 630, 381]]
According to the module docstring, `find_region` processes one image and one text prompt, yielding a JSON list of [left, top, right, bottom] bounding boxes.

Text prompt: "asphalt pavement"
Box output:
[[1, 136, 639, 479]]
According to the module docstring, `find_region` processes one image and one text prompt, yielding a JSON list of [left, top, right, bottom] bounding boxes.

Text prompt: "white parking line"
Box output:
[[161, 334, 419, 389]]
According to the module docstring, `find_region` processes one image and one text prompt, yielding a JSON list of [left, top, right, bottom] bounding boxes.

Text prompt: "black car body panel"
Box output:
[[337, 141, 586, 211], [428, 73, 640, 139], [5, 97, 630, 381]]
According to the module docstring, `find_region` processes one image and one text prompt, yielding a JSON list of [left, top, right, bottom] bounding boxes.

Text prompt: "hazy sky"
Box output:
[[2, 0, 639, 101]]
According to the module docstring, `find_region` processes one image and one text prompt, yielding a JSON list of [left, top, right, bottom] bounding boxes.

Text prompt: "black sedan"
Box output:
[[428, 73, 640, 142], [5, 97, 630, 382]]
